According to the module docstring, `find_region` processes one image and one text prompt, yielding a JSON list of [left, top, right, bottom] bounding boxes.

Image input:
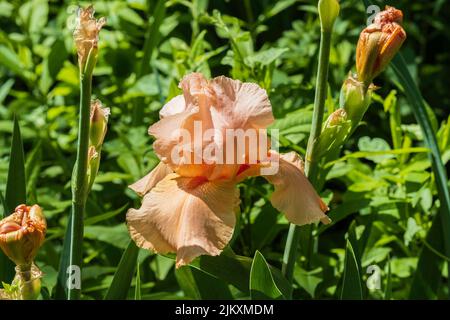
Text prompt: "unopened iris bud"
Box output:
[[318, 0, 340, 32], [74, 5, 106, 70], [89, 100, 110, 150], [324, 108, 347, 128], [356, 6, 406, 87], [0, 205, 46, 267], [340, 74, 372, 127], [316, 108, 351, 158]]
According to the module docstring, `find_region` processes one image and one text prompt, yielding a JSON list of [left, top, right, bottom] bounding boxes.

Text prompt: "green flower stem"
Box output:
[[282, 30, 333, 295], [16, 263, 41, 300], [67, 51, 97, 300]]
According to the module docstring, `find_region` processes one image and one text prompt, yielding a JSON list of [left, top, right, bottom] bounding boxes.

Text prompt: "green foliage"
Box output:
[[1, 117, 26, 284], [250, 251, 284, 300], [104, 241, 139, 300], [5, 116, 26, 213], [0, 0, 448, 300], [340, 240, 363, 300]]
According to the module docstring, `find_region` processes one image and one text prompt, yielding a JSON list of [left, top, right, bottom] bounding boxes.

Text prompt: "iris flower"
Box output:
[[127, 73, 330, 267]]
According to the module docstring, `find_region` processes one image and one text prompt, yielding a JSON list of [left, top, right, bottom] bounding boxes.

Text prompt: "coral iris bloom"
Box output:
[[127, 73, 330, 267]]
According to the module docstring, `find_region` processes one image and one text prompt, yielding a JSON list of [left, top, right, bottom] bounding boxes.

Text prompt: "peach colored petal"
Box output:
[[126, 173, 239, 267], [129, 162, 173, 196], [149, 107, 198, 164], [263, 151, 330, 225], [210, 76, 274, 129], [234, 163, 264, 182], [149, 108, 215, 178], [159, 95, 186, 119], [179, 73, 214, 128]]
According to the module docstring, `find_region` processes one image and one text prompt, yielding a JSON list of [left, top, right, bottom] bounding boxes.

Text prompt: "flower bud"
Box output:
[[318, 0, 340, 32], [74, 5, 106, 70], [324, 108, 348, 128], [356, 6, 406, 86], [340, 74, 372, 126], [0, 205, 46, 267], [316, 109, 351, 158], [89, 100, 110, 150]]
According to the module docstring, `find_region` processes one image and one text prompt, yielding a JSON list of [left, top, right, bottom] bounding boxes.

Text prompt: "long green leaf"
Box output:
[[54, 217, 72, 299], [250, 251, 284, 300], [104, 241, 140, 300], [191, 248, 291, 298], [0, 190, 15, 284], [25, 140, 42, 203], [409, 214, 444, 299], [391, 55, 450, 297], [385, 255, 392, 300], [5, 116, 26, 214], [175, 265, 233, 299], [134, 262, 141, 300], [0, 190, 6, 218], [340, 240, 363, 300], [1, 117, 26, 284]]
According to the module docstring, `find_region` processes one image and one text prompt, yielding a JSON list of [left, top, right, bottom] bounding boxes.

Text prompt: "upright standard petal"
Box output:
[[210, 76, 274, 130], [263, 152, 330, 225], [159, 95, 186, 119], [126, 173, 239, 267]]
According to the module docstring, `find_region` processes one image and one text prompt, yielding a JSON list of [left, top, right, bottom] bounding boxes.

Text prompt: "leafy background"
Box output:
[[0, 0, 449, 299]]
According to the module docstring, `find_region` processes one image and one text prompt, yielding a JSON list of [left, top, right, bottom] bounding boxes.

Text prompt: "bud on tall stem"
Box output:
[[74, 5, 106, 72], [339, 74, 373, 132], [282, 0, 340, 293], [356, 6, 406, 89], [89, 99, 110, 150], [318, 0, 340, 32], [62, 5, 105, 300]]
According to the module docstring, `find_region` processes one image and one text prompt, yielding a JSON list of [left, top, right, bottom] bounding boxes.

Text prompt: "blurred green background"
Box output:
[[0, 0, 449, 299]]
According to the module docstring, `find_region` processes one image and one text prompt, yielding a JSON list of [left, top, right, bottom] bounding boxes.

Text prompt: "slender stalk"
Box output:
[[67, 52, 96, 300], [16, 263, 41, 300], [282, 30, 333, 294]]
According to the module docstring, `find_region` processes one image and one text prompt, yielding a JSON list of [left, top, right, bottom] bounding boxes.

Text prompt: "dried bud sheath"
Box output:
[[73, 5, 106, 71]]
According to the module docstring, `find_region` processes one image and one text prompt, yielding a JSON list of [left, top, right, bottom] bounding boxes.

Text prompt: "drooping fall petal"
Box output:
[[126, 173, 239, 267], [263, 152, 330, 225], [129, 162, 173, 196]]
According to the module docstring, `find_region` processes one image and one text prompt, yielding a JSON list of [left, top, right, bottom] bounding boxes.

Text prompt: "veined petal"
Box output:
[[263, 151, 330, 225], [129, 162, 173, 196], [210, 76, 274, 129], [126, 173, 239, 267]]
